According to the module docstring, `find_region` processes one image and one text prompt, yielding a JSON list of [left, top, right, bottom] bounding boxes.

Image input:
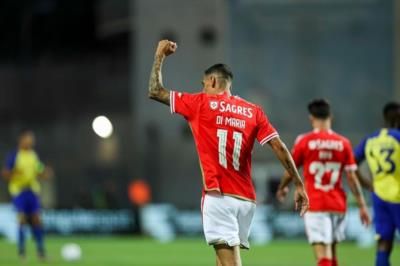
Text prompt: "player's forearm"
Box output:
[[278, 171, 293, 190], [148, 54, 164, 96], [148, 54, 170, 105], [1, 169, 12, 181], [268, 138, 304, 187], [355, 169, 373, 191], [38, 166, 53, 180], [347, 171, 368, 208]]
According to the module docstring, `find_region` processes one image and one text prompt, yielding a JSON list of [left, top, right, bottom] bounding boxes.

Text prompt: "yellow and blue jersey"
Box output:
[[4, 149, 44, 196], [354, 128, 400, 203]]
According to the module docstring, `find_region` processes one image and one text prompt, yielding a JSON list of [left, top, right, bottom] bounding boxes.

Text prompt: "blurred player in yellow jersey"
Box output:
[[354, 102, 400, 266], [1, 130, 52, 260]]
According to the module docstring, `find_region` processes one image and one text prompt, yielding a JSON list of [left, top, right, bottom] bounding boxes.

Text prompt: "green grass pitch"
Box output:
[[0, 237, 399, 266]]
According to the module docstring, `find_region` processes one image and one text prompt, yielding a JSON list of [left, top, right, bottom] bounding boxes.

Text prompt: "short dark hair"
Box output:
[[308, 99, 331, 119], [18, 128, 33, 137], [383, 102, 400, 128], [204, 63, 233, 81]]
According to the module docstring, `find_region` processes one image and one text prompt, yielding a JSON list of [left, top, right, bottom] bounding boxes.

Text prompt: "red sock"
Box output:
[[332, 258, 338, 266], [318, 258, 332, 266]]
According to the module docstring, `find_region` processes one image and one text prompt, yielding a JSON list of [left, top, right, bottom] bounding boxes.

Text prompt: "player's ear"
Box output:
[[211, 76, 217, 88], [308, 115, 314, 124]]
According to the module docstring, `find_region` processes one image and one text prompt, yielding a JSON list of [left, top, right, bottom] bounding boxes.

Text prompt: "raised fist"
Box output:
[[156, 40, 177, 57]]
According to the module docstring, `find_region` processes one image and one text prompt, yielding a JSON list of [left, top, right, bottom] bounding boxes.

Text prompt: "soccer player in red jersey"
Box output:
[[148, 40, 309, 266], [276, 99, 371, 266]]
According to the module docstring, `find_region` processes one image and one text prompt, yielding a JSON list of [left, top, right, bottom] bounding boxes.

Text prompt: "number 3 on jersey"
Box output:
[[369, 148, 395, 175], [309, 162, 341, 192], [217, 129, 242, 171]]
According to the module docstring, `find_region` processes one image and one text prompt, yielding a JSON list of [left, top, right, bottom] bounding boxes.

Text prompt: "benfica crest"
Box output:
[[209, 101, 218, 110]]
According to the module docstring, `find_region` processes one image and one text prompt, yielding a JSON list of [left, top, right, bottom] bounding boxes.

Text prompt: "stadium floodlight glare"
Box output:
[[92, 116, 113, 138]]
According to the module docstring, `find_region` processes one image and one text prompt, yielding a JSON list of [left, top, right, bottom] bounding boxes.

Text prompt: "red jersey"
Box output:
[[292, 129, 357, 213], [170, 91, 278, 202]]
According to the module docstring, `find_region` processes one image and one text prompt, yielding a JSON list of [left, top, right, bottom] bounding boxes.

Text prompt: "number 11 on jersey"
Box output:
[[217, 129, 243, 171]]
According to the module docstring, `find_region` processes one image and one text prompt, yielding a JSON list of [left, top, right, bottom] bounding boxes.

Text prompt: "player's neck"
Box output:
[[219, 88, 231, 96], [383, 122, 397, 129], [312, 120, 331, 131], [206, 87, 231, 96]]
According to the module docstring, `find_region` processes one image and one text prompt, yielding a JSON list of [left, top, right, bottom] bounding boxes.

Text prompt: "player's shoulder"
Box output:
[[385, 128, 400, 142], [361, 129, 385, 142], [298, 130, 351, 143], [31, 149, 40, 158], [231, 95, 268, 117], [330, 131, 351, 143], [6, 149, 18, 159], [173, 91, 207, 111], [175, 91, 204, 99], [230, 95, 258, 108], [293, 131, 314, 145], [4, 149, 18, 168]]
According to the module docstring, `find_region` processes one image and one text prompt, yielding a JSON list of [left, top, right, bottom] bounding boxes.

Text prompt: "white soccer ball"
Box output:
[[61, 243, 82, 261]]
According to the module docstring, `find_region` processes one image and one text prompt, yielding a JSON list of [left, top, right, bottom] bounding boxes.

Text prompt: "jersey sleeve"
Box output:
[[4, 151, 17, 170], [256, 108, 279, 146], [291, 135, 305, 167], [170, 91, 201, 120], [344, 140, 358, 171], [35, 153, 45, 174], [354, 137, 367, 163]]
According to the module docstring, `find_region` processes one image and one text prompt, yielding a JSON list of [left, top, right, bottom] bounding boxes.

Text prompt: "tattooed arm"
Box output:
[[347, 170, 371, 226], [268, 137, 303, 187], [148, 40, 177, 105], [268, 137, 309, 216]]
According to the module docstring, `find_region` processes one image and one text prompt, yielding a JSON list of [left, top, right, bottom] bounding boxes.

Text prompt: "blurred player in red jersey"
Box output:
[[276, 99, 370, 266], [148, 40, 309, 266]]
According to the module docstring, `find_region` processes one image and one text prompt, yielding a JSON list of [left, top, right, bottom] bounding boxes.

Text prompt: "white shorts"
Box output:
[[202, 193, 256, 249], [304, 212, 346, 245]]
